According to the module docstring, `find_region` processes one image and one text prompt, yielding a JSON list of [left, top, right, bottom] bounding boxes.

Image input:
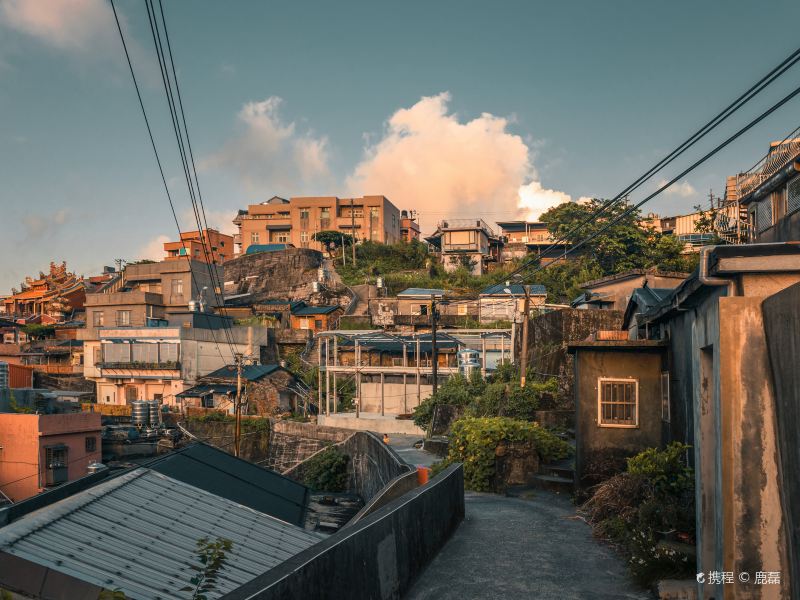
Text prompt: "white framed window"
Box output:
[[660, 372, 670, 423], [251, 232, 260, 244], [597, 378, 638, 428]]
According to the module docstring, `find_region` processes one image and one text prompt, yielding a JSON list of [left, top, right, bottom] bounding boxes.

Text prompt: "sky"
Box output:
[[2, 0, 800, 292]]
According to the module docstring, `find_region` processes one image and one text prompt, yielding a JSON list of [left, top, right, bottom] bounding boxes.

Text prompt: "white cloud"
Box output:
[[180, 209, 239, 236], [1, 0, 117, 52], [137, 235, 170, 262], [657, 179, 696, 198], [22, 208, 69, 237], [345, 92, 574, 226], [204, 97, 331, 193]]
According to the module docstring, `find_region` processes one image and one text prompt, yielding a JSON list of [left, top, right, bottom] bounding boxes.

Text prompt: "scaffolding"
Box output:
[[315, 329, 512, 418]]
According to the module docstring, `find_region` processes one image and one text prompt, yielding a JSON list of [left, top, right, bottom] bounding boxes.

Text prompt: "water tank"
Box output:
[[0, 362, 8, 389], [311, 281, 321, 293], [376, 276, 384, 289], [458, 349, 481, 377], [187, 299, 199, 312], [87, 462, 108, 475], [131, 401, 149, 426], [148, 400, 161, 426]]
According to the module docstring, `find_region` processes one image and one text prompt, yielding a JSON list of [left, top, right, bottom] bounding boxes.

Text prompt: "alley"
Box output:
[[406, 490, 651, 600]]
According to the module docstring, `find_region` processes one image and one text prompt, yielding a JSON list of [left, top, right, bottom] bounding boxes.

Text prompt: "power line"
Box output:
[[507, 44, 800, 282]]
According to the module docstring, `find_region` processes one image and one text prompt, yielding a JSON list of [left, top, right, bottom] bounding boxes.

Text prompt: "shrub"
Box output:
[[444, 417, 572, 491], [627, 442, 693, 496], [412, 372, 486, 430], [466, 378, 557, 421], [302, 446, 350, 492]]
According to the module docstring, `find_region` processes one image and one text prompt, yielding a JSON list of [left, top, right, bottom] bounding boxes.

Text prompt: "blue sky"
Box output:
[[2, 0, 800, 292]]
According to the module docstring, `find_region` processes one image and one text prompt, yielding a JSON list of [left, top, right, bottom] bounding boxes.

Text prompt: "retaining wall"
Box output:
[[221, 464, 465, 600]]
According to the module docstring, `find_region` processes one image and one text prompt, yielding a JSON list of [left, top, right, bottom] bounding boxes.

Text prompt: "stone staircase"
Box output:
[[532, 456, 575, 494]]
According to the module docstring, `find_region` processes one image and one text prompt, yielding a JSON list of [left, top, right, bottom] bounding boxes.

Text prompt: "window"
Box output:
[[300, 208, 310, 220], [93, 311, 104, 327], [44, 445, 68, 486], [93, 347, 101, 365], [315, 319, 323, 329], [171, 278, 184, 296], [251, 232, 260, 244], [320, 208, 330, 219], [125, 386, 138, 402], [661, 372, 670, 423], [85, 436, 97, 452], [788, 175, 800, 216], [598, 378, 638, 427], [117, 310, 131, 326], [300, 231, 309, 243]]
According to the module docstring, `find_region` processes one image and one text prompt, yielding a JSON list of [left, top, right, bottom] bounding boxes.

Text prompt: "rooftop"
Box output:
[[397, 288, 447, 298], [579, 269, 689, 290], [480, 283, 547, 296], [202, 363, 281, 381], [291, 304, 341, 316], [245, 243, 294, 255]]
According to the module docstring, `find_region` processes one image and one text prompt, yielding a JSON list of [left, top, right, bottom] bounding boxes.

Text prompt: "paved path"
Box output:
[[406, 491, 651, 600], [386, 434, 436, 468]]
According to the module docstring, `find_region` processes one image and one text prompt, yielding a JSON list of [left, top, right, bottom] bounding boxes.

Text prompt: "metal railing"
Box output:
[[736, 137, 800, 199]]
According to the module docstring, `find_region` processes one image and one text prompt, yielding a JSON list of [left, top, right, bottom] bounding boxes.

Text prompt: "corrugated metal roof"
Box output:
[[203, 364, 280, 381], [480, 283, 547, 296], [0, 468, 322, 600], [397, 288, 447, 298]]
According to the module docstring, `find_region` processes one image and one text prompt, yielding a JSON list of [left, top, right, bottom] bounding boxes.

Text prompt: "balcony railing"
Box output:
[[737, 137, 800, 199], [98, 361, 180, 370]]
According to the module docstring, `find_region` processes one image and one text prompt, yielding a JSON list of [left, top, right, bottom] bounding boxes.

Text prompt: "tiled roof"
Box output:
[[0, 468, 322, 600], [202, 363, 281, 381]]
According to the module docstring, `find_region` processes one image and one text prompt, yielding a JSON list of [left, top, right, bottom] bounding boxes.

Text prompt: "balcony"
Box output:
[[98, 361, 180, 370]]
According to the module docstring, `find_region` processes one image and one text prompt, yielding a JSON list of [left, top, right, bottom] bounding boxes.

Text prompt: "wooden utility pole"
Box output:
[[520, 286, 530, 387], [341, 233, 346, 266], [431, 295, 439, 395], [234, 352, 243, 457], [350, 198, 357, 266]]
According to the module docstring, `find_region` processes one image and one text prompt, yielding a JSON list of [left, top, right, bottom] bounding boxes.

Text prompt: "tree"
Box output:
[[181, 537, 233, 600], [313, 230, 354, 257], [21, 323, 55, 340]]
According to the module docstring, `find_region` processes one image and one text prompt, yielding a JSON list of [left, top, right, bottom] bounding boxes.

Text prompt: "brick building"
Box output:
[[163, 228, 233, 265]]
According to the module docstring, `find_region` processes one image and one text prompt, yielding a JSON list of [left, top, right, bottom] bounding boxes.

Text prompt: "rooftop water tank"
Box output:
[[87, 462, 108, 475], [148, 400, 161, 426], [131, 400, 149, 426], [457, 349, 481, 377]]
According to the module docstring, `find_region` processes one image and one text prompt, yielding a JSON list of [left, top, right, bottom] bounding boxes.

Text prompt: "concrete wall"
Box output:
[[359, 381, 432, 414], [573, 348, 664, 487], [221, 464, 465, 600], [761, 283, 800, 599]]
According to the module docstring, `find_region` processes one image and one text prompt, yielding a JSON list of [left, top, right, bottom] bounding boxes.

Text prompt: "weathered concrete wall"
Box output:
[[572, 348, 664, 488], [223, 248, 323, 301], [522, 309, 624, 405], [359, 381, 432, 414], [349, 470, 419, 525], [181, 419, 271, 463], [222, 464, 465, 600], [762, 283, 800, 599]]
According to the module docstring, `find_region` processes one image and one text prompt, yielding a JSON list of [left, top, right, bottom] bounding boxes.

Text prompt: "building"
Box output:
[[571, 269, 688, 311], [603, 243, 800, 598], [81, 258, 221, 339], [0, 412, 101, 502], [425, 219, 504, 276], [400, 209, 421, 241], [289, 303, 343, 333], [82, 312, 272, 407], [233, 195, 403, 255], [496, 221, 569, 264], [163, 228, 233, 265], [0, 442, 320, 598], [369, 289, 481, 330], [478, 283, 547, 323], [733, 137, 800, 243], [2, 262, 87, 321], [176, 363, 303, 414], [567, 335, 667, 488]]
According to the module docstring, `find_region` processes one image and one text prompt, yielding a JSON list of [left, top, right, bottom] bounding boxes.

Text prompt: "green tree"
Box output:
[[21, 323, 55, 340], [313, 230, 355, 257]]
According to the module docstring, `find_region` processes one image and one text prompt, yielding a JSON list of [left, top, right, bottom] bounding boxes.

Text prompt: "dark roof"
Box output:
[[480, 283, 547, 296], [496, 221, 547, 232], [175, 383, 236, 397], [338, 336, 459, 354], [291, 304, 341, 315], [570, 291, 614, 307], [245, 243, 294, 254], [146, 442, 310, 526], [567, 339, 667, 352], [397, 288, 447, 298], [203, 363, 281, 381]]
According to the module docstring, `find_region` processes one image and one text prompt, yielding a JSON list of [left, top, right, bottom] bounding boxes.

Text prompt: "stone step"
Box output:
[[531, 473, 574, 494], [540, 464, 574, 479]]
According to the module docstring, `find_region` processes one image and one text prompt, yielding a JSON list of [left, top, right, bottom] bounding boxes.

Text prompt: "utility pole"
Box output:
[[520, 285, 530, 387], [350, 198, 357, 266], [341, 233, 346, 266], [431, 294, 439, 395], [234, 352, 243, 457]]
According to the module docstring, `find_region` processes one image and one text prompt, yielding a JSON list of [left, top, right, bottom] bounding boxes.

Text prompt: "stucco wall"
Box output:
[[573, 349, 664, 486]]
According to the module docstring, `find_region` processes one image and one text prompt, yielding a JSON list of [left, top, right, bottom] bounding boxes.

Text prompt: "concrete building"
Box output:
[[425, 219, 503, 276], [82, 313, 272, 407], [496, 221, 569, 264], [233, 195, 403, 255], [571, 269, 688, 312], [619, 243, 800, 599], [478, 283, 547, 323], [400, 209, 421, 241], [0, 412, 101, 502], [163, 228, 233, 265], [289, 304, 343, 333], [369, 288, 481, 330]]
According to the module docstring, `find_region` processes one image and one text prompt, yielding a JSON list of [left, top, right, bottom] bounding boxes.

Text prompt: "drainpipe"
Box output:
[[698, 246, 736, 296]]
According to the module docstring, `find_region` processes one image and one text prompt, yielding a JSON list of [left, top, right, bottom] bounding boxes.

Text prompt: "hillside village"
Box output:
[[2, 2, 800, 599]]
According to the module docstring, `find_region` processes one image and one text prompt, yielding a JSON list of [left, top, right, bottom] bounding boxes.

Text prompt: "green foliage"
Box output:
[[467, 378, 557, 421], [21, 323, 55, 339], [412, 371, 486, 429], [313, 230, 355, 255], [98, 590, 127, 600], [302, 446, 350, 492], [187, 413, 270, 433], [582, 443, 696, 587], [8, 390, 33, 414], [444, 417, 572, 491], [180, 537, 233, 600]]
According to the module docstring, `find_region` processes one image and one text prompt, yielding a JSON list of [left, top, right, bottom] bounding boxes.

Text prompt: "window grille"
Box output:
[[756, 198, 773, 234], [598, 379, 638, 427], [788, 175, 800, 216]]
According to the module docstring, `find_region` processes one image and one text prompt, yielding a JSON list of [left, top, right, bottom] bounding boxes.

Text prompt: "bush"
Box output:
[[444, 417, 572, 491], [302, 446, 350, 492], [412, 372, 486, 430]]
